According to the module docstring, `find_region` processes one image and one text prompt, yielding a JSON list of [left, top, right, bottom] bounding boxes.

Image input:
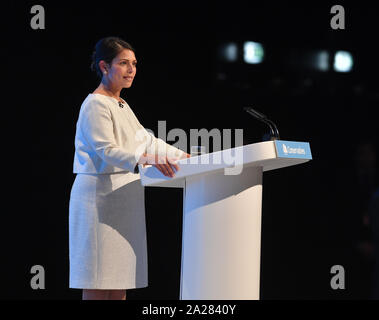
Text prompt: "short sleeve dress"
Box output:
[[69, 93, 184, 289]]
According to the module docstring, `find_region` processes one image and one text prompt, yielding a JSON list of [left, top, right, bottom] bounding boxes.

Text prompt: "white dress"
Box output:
[[69, 93, 184, 289]]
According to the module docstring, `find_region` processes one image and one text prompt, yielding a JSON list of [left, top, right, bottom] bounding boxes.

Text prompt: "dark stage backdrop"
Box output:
[[3, 1, 379, 300]]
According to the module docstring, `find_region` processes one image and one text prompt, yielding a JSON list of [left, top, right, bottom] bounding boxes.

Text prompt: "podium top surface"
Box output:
[[139, 140, 312, 187]]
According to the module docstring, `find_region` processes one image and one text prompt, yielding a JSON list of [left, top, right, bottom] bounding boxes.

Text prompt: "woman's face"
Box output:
[[105, 49, 137, 88]]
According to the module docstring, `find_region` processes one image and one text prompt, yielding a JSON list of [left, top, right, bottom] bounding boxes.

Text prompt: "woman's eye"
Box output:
[[120, 61, 136, 66]]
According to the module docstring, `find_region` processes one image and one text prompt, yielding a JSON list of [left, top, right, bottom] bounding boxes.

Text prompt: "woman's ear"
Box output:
[[99, 60, 108, 75]]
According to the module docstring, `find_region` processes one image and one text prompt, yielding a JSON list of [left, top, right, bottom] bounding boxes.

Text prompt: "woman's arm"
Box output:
[[79, 99, 146, 173], [137, 153, 182, 177], [79, 99, 189, 176]]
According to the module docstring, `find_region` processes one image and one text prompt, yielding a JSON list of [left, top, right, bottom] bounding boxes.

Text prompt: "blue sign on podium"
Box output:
[[274, 140, 312, 160]]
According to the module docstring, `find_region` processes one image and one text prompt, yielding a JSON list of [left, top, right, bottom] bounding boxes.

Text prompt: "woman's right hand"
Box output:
[[138, 153, 179, 178]]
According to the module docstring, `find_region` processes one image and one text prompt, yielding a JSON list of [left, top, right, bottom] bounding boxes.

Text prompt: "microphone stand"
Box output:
[[244, 107, 280, 140]]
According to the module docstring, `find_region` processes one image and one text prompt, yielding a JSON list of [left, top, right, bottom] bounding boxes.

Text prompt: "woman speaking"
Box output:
[[69, 37, 189, 300]]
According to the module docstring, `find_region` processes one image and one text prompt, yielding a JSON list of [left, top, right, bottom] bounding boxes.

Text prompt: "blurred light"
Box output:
[[334, 51, 353, 72], [243, 41, 264, 64], [314, 50, 329, 71], [219, 42, 238, 62]]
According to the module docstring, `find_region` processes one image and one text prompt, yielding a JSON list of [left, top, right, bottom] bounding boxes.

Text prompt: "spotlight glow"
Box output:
[[243, 41, 264, 64], [334, 51, 353, 72], [219, 42, 238, 62], [315, 50, 329, 71]]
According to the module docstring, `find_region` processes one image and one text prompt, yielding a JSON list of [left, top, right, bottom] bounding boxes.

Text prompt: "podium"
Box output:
[[138, 140, 312, 300]]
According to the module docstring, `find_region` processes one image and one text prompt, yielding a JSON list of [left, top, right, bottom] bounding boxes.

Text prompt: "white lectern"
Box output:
[[138, 140, 312, 300]]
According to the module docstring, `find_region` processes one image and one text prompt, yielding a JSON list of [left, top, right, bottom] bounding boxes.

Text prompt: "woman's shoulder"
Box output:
[[78, 93, 113, 118], [84, 93, 109, 103], [81, 93, 110, 108]]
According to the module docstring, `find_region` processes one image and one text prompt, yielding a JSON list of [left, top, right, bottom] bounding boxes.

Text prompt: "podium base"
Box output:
[[180, 166, 263, 300]]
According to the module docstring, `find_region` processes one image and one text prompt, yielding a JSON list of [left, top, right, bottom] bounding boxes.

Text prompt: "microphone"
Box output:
[[243, 107, 280, 140]]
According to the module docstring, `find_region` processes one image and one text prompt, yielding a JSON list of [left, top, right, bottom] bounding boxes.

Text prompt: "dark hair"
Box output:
[[90, 37, 135, 78]]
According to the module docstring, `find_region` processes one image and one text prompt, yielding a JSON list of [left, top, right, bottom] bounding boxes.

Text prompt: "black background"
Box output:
[[3, 1, 379, 300]]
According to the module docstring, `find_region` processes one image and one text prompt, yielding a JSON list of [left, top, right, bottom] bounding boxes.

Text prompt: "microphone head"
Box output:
[[244, 107, 267, 119]]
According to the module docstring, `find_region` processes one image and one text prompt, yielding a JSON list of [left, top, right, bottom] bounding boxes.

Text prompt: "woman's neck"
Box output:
[[94, 81, 122, 100]]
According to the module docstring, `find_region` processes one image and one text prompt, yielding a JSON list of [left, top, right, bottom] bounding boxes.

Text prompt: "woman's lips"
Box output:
[[124, 76, 133, 80]]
